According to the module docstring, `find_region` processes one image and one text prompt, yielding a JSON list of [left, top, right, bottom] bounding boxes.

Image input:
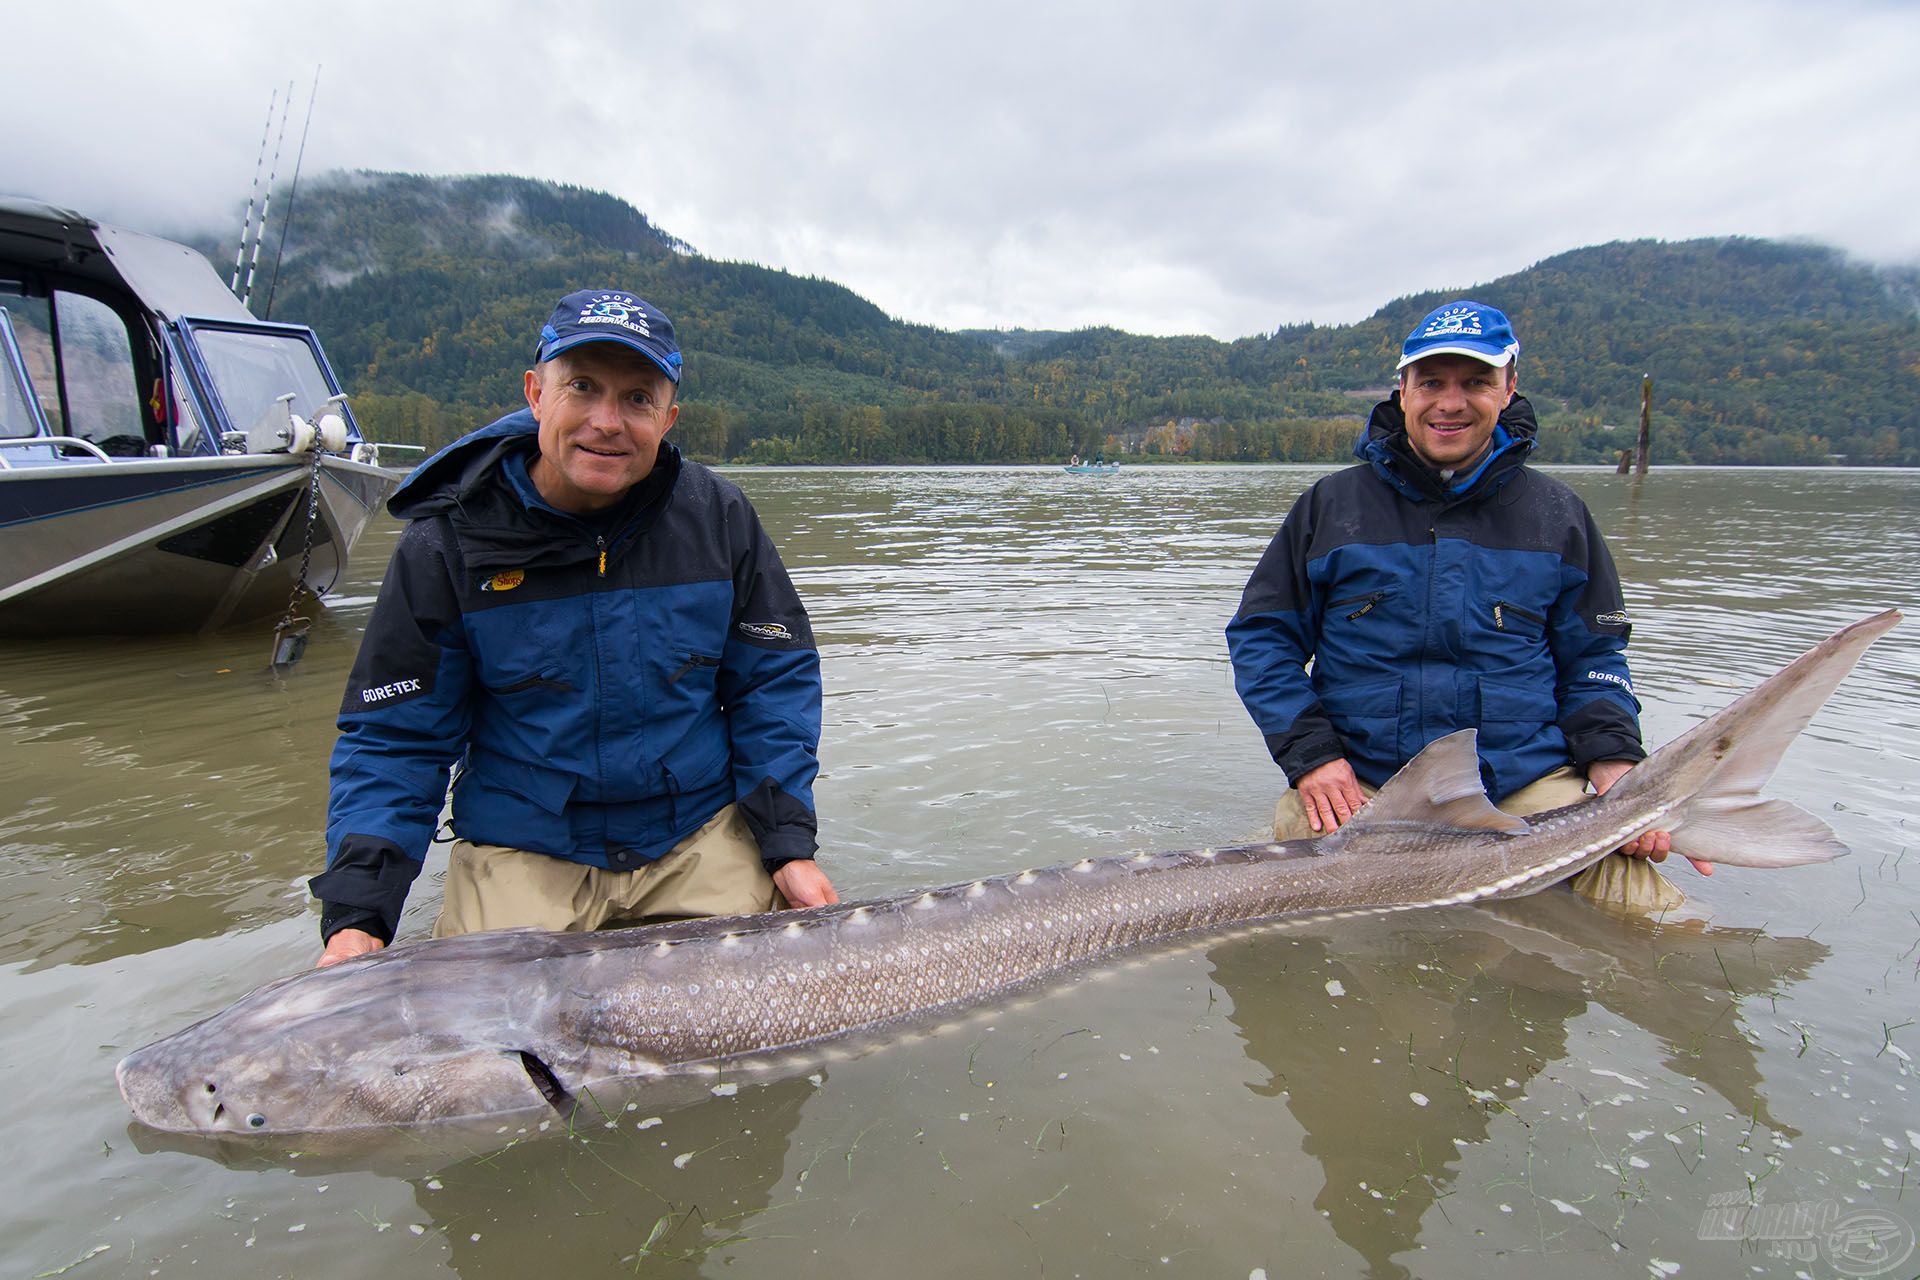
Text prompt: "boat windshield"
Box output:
[[190, 325, 341, 439], [0, 308, 40, 439]]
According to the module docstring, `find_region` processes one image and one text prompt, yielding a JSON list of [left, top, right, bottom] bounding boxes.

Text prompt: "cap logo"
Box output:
[[575, 293, 652, 338], [1418, 305, 1485, 339]]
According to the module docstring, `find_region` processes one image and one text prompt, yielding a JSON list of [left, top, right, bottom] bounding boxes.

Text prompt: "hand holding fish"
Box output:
[[1587, 759, 1712, 875], [773, 859, 840, 908], [1296, 758, 1366, 833], [317, 927, 384, 968]]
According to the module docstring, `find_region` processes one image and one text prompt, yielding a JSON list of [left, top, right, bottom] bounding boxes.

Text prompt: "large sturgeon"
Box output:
[[118, 610, 1900, 1136]]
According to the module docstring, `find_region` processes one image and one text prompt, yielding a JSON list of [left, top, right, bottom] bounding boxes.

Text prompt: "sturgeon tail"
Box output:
[[1610, 609, 1902, 868]]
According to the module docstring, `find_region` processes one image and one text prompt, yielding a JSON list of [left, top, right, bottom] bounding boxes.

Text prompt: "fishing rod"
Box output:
[[241, 80, 294, 311], [229, 86, 278, 296], [263, 67, 321, 322]]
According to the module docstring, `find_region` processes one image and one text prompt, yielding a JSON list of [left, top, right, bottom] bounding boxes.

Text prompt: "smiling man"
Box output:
[[1226, 300, 1696, 907], [313, 289, 836, 967]]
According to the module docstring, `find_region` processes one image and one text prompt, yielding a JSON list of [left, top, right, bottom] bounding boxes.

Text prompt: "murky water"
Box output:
[[3, 465, 1916, 1279]]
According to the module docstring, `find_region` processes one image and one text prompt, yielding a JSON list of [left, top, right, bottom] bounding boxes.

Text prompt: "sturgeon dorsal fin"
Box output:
[[1338, 729, 1531, 838]]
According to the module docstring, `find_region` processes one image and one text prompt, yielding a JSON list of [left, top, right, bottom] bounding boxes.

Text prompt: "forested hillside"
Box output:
[[240, 172, 1920, 465]]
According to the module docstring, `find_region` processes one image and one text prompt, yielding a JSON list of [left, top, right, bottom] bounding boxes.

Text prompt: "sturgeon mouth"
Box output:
[[516, 1050, 576, 1114]]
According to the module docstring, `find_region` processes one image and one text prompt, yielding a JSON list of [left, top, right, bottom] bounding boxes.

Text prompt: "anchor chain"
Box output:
[[269, 448, 325, 669]]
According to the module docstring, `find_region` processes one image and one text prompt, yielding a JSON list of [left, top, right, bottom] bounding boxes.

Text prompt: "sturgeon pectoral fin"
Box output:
[[514, 1050, 576, 1114], [1338, 729, 1531, 839]]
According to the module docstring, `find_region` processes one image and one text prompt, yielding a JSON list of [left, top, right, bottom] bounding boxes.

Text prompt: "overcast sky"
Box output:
[[9, 1, 1917, 339]]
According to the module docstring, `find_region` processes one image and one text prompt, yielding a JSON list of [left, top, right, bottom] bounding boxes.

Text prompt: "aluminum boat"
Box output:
[[0, 197, 399, 635]]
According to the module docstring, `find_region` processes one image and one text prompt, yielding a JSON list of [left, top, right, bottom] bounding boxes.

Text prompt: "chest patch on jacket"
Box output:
[[482, 570, 526, 593]]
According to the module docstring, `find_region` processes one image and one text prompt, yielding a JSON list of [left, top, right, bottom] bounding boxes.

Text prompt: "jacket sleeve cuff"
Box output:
[[320, 903, 390, 946], [736, 777, 819, 869], [1271, 717, 1349, 788], [310, 835, 423, 945], [1567, 733, 1647, 771], [1560, 701, 1647, 771]]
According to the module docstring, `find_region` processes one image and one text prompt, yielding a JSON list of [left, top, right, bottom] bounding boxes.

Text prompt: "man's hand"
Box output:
[[1587, 760, 1713, 875], [317, 927, 385, 968], [773, 860, 839, 909], [1296, 758, 1366, 834]]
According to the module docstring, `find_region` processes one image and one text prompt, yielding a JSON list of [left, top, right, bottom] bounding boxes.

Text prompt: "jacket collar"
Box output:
[[386, 407, 682, 569], [1353, 391, 1539, 504]]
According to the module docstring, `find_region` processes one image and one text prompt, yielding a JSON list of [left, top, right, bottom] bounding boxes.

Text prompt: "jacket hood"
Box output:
[[386, 408, 683, 573], [388, 409, 541, 522], [1354, 391, 1539, 504]]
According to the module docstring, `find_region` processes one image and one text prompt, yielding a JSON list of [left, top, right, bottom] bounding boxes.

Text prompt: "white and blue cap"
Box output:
[[1395, 299, 1519, 372], [536, 289, 683, 384]]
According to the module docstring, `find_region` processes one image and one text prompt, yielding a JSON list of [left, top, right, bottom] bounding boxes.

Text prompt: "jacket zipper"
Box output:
[[1329, 590, 1387, 621], [596, 534, 608, 577], [1493, 600, 1547, 631], [491, 673, 574, 695], [667, 654, 722, 685]]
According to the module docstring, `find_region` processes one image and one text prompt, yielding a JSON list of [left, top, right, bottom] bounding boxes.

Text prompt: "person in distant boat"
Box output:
[[312, 289, 836, 967], [1226, 300, 1706, 907]]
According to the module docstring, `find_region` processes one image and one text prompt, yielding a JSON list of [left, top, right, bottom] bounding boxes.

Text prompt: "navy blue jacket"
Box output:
[[1226, 394, 1644, 802], [313, 411, 821, 942]]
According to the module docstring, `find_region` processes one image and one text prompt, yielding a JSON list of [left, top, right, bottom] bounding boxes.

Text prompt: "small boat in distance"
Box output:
[[0, 198, 401, 636], [1064, 455, 1121, 475]]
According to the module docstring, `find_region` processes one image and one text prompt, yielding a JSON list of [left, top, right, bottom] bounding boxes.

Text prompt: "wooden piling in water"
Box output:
[[1635, 374, 1652, 474]]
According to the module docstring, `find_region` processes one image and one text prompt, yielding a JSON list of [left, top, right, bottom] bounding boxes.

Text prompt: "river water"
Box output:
[[2, 465, 1916, 1280]]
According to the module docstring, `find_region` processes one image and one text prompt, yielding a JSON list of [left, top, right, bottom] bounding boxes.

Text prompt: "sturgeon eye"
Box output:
[[204, 1083, 217, 1094], [246, 1114, 266, 1129]]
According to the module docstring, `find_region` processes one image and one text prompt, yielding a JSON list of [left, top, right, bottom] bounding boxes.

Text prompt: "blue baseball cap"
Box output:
[[1395, 299, 1519, 372], [535, 289, 683, 384]]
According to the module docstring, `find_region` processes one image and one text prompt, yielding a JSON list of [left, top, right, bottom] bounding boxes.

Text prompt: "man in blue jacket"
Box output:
[[312, 289, 836, 967], [1227, 300, 1702, 902]]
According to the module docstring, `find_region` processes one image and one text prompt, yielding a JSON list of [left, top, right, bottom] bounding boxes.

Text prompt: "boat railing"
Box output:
[[0, 436, 114, 469], [363, 442, 427, 469]]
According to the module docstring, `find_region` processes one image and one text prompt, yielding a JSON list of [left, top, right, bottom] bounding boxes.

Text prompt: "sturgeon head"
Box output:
[[116, 930, 604, 1134]]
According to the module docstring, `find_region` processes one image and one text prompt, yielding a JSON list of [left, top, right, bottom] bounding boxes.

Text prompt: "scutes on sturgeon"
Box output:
[[117, 610, 1901, 1136]]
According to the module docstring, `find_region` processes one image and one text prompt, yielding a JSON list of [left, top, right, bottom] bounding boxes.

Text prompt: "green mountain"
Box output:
[[244, 172, 1919, 466]]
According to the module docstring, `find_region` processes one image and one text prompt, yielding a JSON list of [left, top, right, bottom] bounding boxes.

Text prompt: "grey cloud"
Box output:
[[7, 0, 1915, 338]]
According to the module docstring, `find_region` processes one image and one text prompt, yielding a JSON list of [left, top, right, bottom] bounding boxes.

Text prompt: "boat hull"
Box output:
[[0, 453, 396, 635]]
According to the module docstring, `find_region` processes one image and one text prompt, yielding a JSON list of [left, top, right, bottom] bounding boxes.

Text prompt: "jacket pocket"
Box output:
[[1320, 676, 1402, 772], [483, 668, 576, 697], [1328, 589, 1396, 622], [1478, 680, 1558, 721], [1475, 679, 1558, 763], [1490, 600, 1547, 640], [666, 652, 722, 686], [660, 727, 732, 830], [457, 752, 578, 853]]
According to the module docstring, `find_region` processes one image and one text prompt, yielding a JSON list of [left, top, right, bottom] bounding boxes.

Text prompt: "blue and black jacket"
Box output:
[[313, 411, 822, 943], [1226, 393, 1644, 803]]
